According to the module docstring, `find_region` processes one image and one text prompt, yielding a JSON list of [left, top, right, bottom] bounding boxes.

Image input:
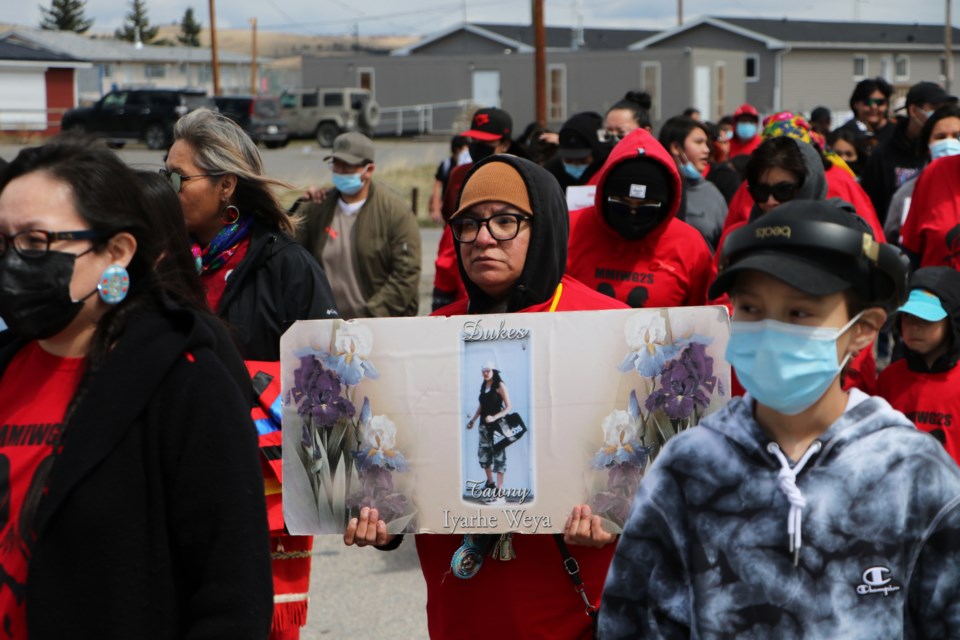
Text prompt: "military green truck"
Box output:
[[280, 88, 380, 147]]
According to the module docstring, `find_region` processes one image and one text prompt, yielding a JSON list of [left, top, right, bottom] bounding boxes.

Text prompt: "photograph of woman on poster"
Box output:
[[461, 341, 533, 505], [467, 361, 511, 502]]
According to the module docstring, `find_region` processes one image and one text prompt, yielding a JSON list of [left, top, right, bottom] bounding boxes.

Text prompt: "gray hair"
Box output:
[[173, 108, 298, 235]]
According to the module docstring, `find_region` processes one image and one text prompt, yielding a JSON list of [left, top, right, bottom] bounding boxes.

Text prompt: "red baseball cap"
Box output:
[[733, 103, 759, 119], [461, 108, 512, 141]]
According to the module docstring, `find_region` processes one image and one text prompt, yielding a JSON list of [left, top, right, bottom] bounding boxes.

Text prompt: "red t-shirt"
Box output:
[[200, 238, 250, 312], [877, 359, 960, 466], [0, 342, 85, 637], [899, 154, 960, 269]]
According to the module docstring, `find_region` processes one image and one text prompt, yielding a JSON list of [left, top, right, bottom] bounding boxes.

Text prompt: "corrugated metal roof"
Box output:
[[0, 27, 262, 64]]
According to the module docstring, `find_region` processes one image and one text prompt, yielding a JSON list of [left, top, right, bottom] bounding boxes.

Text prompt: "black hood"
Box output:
[[454, 154, 568, 313], [901, 266, 960, 372]]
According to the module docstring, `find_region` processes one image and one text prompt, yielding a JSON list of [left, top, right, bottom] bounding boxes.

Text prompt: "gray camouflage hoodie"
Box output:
[[599, 389, 960, 639]]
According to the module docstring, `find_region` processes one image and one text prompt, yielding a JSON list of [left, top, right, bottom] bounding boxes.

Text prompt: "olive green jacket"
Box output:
[[298, 180, 422, 317]]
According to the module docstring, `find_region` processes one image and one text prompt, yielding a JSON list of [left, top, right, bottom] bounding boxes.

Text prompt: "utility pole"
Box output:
[[208, 0, 220, 95], [947, 0, 954, 94], [533, 0, 546, 127], [250, 17, 258, 95], [678, 0, 683, 26]]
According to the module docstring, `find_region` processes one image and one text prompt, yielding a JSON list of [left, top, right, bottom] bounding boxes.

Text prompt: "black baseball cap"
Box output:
[[558, 129, 593, 160], [710, 200, 878, 300], [557, 112, 604, 160], [462, 108, 512, 142], [904, 81, 957, 109]]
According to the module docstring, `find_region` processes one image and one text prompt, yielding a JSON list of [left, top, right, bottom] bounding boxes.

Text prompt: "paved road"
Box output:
[[0, 139, 444, 638]]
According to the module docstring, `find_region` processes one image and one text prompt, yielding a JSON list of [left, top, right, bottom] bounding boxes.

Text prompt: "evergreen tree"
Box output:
[[177, 8, 202, 47], [39, 0, 94, 33], [114, 0, 159, 44]]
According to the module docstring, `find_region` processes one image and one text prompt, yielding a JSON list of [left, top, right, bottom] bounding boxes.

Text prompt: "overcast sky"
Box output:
[[2, 0, 953, 35]]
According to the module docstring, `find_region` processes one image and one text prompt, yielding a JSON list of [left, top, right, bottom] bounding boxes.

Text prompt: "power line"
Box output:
[[255, 0, 517, 32]]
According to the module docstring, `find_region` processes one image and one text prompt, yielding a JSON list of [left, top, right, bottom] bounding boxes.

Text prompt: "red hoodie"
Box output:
[[566, 128, 713, 309], [900, 154, 960, 269], [729, 134, 761, 159]]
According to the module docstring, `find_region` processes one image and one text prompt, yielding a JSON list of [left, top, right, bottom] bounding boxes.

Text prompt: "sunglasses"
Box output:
[[863, 98, 888, 107], [159, 169, 221, 193], [748, 181, 800, 204]]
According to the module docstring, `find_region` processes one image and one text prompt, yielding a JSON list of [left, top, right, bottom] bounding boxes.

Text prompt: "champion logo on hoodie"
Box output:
[[856, 566, 901, 597]]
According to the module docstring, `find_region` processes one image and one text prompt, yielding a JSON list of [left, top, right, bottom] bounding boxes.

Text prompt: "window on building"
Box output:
[[358, 68, 375, 94], [894, 55, 910, 82], [745, 54, 759, 82], [145, 64, 166, 79], [101, 63, 112, 78], [641, 62, 661, 120], [198, 64, 212, 83], [853, 55, 867, 79], [942, 55, 948, 80], [714, 63, 726, 121], [547, 64, 566, 122]]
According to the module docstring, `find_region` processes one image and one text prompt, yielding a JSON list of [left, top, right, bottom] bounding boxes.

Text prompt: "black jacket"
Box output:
[[860, 116, 926, 226], [0, 304, 273, 639], [901, 266, 960, 373], [218, 221, 338, 361]]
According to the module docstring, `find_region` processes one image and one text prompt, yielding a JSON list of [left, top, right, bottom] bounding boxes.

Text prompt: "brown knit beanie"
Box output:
[[452, 161, 533, 218]]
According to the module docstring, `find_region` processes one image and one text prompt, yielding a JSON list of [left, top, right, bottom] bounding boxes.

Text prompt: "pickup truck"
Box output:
[[280, 88, 380, 147]]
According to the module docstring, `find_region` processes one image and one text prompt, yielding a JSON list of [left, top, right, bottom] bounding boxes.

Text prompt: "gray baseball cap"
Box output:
[[324, 132, 375, 165]]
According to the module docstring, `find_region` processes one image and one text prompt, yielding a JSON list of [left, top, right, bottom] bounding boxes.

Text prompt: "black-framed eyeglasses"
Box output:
[[450, 212, 532, 243], [863, 98, 887, 107], [748, 181, 801, 204], [159, 168, 220, 193], [0, 229, 102, 258]]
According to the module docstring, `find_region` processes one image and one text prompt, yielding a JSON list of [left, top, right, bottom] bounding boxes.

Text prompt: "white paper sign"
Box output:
[[565, 185, 597, 211], [281, 306, 730, 535]]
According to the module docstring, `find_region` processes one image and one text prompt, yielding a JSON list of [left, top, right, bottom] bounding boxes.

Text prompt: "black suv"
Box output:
[[213, 95, 289, 148], [61, 88, 215, 150]]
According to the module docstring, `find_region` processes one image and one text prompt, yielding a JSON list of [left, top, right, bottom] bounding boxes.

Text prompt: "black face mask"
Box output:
[[602, 199, 664, 241], [0, 250, 88, 340], [468, 142, 497, 163]]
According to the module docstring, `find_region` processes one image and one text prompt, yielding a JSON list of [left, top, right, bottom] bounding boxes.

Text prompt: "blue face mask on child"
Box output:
[[929, 138, 960, 161], [332, 168, 367, 196], [563, 162, 588, 180], [736, 122, 758, 140], [726, 312, 863, 415]]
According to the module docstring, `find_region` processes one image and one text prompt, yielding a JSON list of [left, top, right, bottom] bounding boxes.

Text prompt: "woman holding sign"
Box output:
[[345, 155, 628, 639], [466, 361, 512, 503]]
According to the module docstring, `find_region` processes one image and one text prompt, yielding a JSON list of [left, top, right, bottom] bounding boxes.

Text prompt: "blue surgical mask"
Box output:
[[678, 153, 702, 181], [725, 312, 863, 415], [722, 130, 734, 141], [929, 138, 960, 160], [563, 162, 588, 180], [332, 168, 367, 196], [736, 122, 758, 141]]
